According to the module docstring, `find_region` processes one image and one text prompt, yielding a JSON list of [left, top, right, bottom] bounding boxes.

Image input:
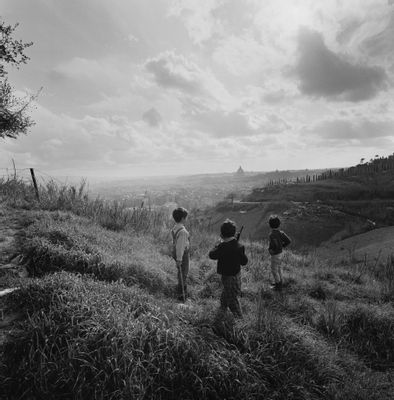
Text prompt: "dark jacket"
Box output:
[[209, 238, 248, 276], [269, 229, 291, 255]]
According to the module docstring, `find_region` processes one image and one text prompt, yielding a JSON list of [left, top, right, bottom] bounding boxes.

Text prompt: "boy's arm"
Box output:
[[208, 243, 221, 260], [175, 230, 188, 262], [240, 245, 248, 265], [281, 231, 291, 248], [268, 233, 275, 255]]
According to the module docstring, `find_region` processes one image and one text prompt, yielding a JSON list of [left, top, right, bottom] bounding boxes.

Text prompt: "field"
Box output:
[[0, 177, 394, 399]]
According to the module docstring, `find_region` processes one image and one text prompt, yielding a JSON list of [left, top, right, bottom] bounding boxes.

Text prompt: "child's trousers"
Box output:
[[270, 253, 283, 284], [220, 273, 242, 317], [176, 249, 189, 295]]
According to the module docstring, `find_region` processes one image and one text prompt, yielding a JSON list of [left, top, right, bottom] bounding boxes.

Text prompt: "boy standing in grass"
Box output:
[[171, 207, 190, 301], [268, 215, 291, 291], [209, 219, 248, 318]]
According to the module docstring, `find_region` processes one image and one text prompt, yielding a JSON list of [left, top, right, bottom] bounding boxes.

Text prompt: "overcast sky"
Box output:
[[1, 0, 394, 177]]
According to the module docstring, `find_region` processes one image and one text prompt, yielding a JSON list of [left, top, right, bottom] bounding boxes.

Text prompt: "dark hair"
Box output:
[[172, 207, 188, 223], [220, 219, 237, 238], [269, 215, 281, 229]]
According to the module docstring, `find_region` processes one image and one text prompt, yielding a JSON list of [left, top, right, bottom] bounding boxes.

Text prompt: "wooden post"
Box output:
[[12, 159, 16, 180], [30, 168, 40, 201]]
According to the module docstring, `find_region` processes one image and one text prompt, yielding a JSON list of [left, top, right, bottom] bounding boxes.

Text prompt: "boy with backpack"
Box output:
[[209, 219, 248, 318], [171, 207, 190, 301], [268, 215, 291, 291]]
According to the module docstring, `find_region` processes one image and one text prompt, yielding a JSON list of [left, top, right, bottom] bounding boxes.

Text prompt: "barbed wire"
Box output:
[[0, 165, 68, 186], [0, 167, 31, 171], [35, 169, 67, 185]]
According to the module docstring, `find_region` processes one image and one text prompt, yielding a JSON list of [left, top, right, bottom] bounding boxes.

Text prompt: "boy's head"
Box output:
[[220, 219, 237, 238], [268, 215, 281, 229], [172, 207, 188, 223]]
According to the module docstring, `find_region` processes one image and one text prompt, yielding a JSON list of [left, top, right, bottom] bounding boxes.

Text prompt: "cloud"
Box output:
[[361, 11, 394, 57], [189, 110, 257, 137], [142, 108, 162, 127], [305, 118, 394, 146], [2, 106, 154, 169], [54, 57, 117, 82], [294, 28, 388, 101], [212, 33, 267, 76], [336, 18, 363, 44], [145, 50, 235, 108], [263, 89, 286, 104], [145, 52, 202, 94], [168, 0, 223, 44], [188, 109, 289, 138]]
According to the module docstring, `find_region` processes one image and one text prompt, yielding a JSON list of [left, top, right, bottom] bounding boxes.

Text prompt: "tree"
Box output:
[[0, 20, 35, 139]]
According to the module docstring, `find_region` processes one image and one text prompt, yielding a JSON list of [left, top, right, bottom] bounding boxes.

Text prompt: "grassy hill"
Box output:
[[202, 200, 371, 248], [201, 155, 394, 248], [318, 226, 394, 265], [0, 178, 394, 399]]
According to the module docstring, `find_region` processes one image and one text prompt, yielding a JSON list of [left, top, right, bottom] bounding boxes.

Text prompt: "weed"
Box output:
[[316, 300, 344, 337]]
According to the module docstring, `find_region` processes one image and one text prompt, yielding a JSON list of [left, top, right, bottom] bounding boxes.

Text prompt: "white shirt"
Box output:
[[172, 223, 190, 262]]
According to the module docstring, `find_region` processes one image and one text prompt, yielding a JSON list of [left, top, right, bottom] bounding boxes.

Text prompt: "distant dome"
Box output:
[[236, 166, 244, 175]]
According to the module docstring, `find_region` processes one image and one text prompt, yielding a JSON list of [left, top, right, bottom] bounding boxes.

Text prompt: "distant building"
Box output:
[[236, 166, 245, 175]]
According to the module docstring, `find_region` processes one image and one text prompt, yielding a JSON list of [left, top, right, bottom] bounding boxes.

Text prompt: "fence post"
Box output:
[[30, 168, 40, 201], [12, 159, 16, 180]]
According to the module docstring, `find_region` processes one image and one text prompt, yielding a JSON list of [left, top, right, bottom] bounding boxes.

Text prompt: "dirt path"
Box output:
[[0, 204, 27, 280], [0, 203, 30, 346]]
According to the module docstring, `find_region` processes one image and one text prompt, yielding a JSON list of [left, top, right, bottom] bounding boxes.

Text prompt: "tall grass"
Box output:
[[376, 255, 394, 301], [0, 176, 35, 208], [2, 177, 169, 234], [18, 211, 176, 295], [0, 273, 343, 400]]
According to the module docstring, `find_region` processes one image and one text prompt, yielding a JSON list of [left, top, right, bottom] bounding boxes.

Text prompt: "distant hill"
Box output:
[[201, 154, 394, 248], [247, 153, 394, 203]]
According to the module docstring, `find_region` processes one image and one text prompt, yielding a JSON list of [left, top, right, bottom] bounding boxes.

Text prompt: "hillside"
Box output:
[[201, 155, 394, 248], [318, 226, 394, 264], [0, 178, 394, 399], [202, 200, 373, 247]]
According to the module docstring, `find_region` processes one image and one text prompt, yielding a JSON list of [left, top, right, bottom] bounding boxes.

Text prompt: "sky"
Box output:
[[1, 0, 394, 178]]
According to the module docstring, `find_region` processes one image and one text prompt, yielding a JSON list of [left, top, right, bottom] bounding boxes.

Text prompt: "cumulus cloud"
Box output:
[[145, 52, 202, 94], [294, 28, 388, 101], [142, 108, 162, 127], [306, 117, 394, 145]]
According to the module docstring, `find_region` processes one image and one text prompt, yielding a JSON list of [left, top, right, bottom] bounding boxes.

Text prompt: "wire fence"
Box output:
[[0, 166, 70, 186]]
